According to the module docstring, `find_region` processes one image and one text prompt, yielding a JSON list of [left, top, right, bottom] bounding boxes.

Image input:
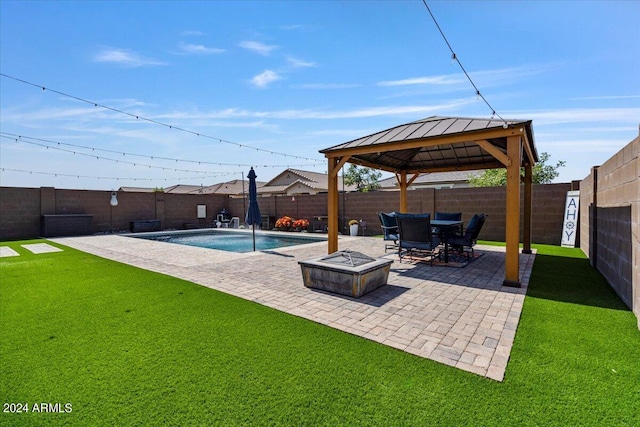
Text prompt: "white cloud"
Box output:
[[239, 40, 278, 56], [540, 138, 631, 154], [93, 47, 167, 67], [251, 70, 282, 88], [293, 83, 361, 89], [505, 107, 640, 125], [177, 42, 225, 55], [469, 65, 555, 86], [377, 65, 556, 89], [286, 56, 316, 68], [155, 98, 475, 120], [377, 75, 464, 87], [570, 95, 640, 101]]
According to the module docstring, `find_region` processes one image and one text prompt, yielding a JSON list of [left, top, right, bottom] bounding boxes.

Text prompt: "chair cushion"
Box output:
[[466, 214, 480, 233], [395, 212, 430, 220], [379, 212, 398, 228], [435, 212, 462, 221]]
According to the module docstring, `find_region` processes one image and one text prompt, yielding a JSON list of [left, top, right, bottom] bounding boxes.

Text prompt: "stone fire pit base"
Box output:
[[299, 251, 393, 298]]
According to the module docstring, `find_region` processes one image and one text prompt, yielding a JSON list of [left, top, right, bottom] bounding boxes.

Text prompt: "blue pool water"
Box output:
[[133, 231, 325, 253]]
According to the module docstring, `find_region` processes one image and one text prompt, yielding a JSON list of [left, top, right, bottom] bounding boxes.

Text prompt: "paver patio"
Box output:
[[51, 232, 534, 381]]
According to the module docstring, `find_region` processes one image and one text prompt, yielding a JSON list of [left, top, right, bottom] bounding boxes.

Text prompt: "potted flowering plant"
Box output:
[[348, 219, 360, 236], [292, 218, 309, 232], [275, 215, 294, 231]]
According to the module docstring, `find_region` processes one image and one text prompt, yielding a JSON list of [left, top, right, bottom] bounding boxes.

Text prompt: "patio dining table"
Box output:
[[431, 219, 464, 263]]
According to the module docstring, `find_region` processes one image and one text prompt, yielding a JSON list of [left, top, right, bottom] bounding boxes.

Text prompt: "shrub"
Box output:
[[275, 216, 294, 231], [292, 218, 309, 231]]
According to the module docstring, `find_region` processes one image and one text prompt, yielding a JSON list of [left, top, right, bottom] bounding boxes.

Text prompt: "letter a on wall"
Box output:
[[561, 190, 580, 247]]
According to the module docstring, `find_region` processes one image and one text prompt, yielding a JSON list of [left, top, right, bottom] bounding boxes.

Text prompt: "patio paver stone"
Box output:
[[51, 233, 533, 382]]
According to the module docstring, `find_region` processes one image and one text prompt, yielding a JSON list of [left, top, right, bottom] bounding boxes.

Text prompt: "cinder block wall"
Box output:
[[1, 182, 572, 244], [0, 187, 41, 239], [580, 135, 639, 329], [231, 183, 570, 244]]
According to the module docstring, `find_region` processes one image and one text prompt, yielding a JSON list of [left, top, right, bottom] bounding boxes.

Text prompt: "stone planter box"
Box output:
[[299, 251, 393, 298]]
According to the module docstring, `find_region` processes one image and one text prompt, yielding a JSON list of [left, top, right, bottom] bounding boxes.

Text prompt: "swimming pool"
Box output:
[[131, 230, 326, 253]]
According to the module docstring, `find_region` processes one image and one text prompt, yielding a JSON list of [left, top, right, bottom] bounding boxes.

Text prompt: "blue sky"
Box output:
[[1, 0, 638, 190]]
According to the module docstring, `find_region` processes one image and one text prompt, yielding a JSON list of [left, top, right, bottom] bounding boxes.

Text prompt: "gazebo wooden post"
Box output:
[[399, 171, 408, 213], [504, 135, 522, 287], [327, 156, 340, 254], [523, 162, 533, 254]]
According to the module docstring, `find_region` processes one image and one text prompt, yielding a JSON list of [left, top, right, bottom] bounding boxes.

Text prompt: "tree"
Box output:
[[469, 152, 566, 187], [343, 164, 382, 192]]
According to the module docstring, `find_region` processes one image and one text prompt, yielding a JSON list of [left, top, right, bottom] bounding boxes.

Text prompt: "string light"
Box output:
[[0, 73, 325, 163], [421, 1, 508, 125], [0, 132, 323, 169], [0, 167, 234, 182], [0, 134, 221, 174]]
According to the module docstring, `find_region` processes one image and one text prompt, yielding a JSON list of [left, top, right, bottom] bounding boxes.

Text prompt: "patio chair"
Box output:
[[448, 213, 486, 261], [434, 211, 462, 221], [396, 213, 441, 264], [434, 211, 463, 237], [378, 212, 399, 252]]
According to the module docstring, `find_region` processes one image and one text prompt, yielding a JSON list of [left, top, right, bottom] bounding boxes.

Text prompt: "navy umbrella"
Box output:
[[245, 167, 262, 251]]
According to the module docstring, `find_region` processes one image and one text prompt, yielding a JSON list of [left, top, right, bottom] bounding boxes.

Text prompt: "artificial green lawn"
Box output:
[[1, 240, 638, 426]]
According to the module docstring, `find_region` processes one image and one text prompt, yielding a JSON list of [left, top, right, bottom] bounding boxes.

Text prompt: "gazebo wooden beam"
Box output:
[[342, 157, 398, 174], [475, 140, 511, 167], [404, 161, 503, 175], [522, 133, 536, 166], [407, 172, 421, 186]]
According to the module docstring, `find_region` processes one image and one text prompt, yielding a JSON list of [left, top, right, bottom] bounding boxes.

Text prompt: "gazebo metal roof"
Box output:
[[321, 115, 539, 288], [321, 116, 538, 174]]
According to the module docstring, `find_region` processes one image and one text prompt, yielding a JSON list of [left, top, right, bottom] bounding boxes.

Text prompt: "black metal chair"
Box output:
[[378, 212, 399, 252], [396, 213, 441, 264], [434, 212, 462, 221], [448, 214, 486, 261]]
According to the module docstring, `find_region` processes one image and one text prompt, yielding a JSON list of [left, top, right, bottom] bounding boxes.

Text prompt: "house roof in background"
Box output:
[[378, 170, 482, 188], [199, 179, 265, 195], [260, 168, 357, 194], [118, 186, 157, 193]]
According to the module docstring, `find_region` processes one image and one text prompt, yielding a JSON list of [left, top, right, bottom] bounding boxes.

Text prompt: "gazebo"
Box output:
[[320, 116, 538, 287]]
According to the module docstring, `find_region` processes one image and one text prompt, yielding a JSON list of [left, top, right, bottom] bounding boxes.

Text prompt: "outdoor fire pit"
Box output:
[[299, 250, 393, 298]]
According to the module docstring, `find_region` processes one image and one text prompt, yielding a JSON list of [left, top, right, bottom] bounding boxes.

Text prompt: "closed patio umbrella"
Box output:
[[245, 167, 262, 251]]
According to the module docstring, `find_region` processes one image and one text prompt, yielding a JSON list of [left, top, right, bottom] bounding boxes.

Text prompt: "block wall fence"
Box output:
[[580, 135, 639, 329], [1, 183, 574, 245]]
